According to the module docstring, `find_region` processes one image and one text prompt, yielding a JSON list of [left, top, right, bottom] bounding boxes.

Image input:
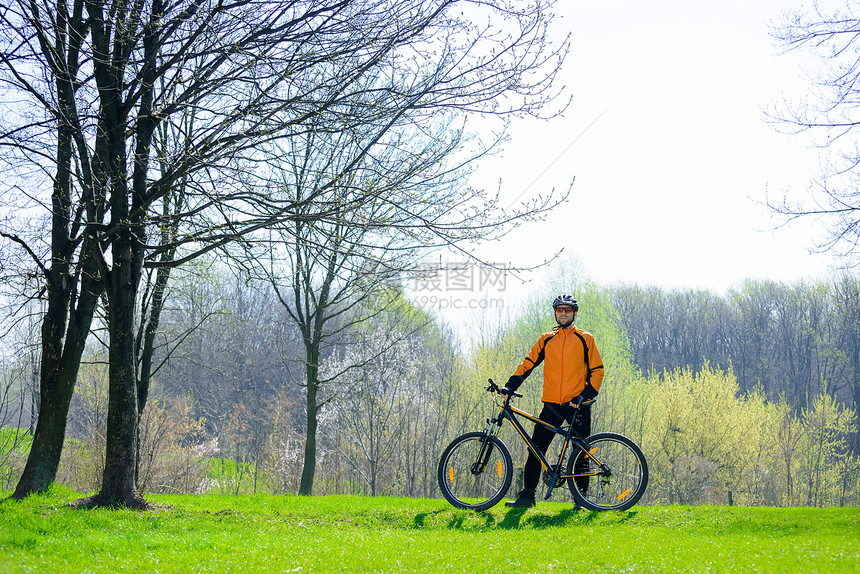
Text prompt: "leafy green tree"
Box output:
[[799, 390, 858, 506], [831, 273, 860, 452], [644, 365, 764, 505], [770, 398, 805, 505]]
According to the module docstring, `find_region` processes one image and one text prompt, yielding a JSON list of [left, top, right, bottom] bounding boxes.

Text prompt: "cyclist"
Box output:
[[501, 294, 605, 508]]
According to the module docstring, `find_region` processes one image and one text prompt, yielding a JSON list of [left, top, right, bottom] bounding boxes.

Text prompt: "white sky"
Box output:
[[466, 0, 846, 296]]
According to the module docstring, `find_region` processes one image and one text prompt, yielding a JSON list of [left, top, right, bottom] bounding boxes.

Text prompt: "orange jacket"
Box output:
[[506, 325, 604, 404]]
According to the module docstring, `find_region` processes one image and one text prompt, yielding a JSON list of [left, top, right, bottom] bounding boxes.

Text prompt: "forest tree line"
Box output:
[[612, 277, 860, 434], [1, 261, 858, 507]]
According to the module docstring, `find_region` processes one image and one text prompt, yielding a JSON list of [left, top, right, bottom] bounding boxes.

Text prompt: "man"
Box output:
[[501, 294, 605, 508]]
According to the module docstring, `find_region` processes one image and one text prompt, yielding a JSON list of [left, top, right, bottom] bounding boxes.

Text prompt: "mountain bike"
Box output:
[[437, 379, 648, 511]]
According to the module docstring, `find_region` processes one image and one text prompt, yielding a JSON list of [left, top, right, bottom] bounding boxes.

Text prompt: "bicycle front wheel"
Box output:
[[438, 431, 513, 511], [567, 432, 648, 511]]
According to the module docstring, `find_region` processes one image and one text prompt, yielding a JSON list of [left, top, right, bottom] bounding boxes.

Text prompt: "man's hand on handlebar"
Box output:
[[487, 379, 521, 399], [567, 395, 596, 409]]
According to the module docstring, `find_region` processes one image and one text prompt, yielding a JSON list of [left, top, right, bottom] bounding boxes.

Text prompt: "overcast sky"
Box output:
[[464, 0, 846, 297]]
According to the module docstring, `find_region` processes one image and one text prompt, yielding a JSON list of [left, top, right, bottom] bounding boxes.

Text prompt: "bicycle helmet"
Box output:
[[551, 294, 578, 311]]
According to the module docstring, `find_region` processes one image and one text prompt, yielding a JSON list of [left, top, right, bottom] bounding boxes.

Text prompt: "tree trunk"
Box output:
[[75, 237, 149, 510], [73, 0, 157, 507], [299, 377, 319, 495], [13, 367, 74, 497], [105, 269, 146, 505], [13, 256, 101, 498]]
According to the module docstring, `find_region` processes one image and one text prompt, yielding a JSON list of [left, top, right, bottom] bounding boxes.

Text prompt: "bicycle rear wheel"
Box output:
[[438, 431, 513, 511], [566, 432, 648, 511]]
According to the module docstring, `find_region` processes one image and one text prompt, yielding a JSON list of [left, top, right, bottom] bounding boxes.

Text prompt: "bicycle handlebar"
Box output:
[[486, 378, 522, 398], [486, 378, 596, 408]]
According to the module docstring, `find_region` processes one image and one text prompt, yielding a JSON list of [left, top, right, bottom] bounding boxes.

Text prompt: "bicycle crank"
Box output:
[[542, 465, 568, 488]]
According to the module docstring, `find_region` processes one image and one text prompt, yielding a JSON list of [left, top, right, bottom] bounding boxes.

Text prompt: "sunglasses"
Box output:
[[555, 307, 574, 314]]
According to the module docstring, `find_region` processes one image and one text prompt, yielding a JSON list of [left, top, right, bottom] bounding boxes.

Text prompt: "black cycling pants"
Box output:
[[520, 401, 591, 495]]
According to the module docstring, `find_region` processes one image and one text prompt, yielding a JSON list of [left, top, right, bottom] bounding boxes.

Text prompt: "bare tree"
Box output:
[[1, 0, 569, 507], [770, 2, 860, 262], [258, 87, 562, 494], [260, 125, 434, 495], [0, 0, 103, 498]]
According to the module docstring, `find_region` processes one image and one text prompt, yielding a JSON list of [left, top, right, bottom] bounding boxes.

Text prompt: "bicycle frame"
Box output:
[[480, 395, 604, 499], [438, 380, 648, 512]]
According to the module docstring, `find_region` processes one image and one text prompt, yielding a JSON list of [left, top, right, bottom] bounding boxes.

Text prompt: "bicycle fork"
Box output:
[[471, 414, 504, 475]]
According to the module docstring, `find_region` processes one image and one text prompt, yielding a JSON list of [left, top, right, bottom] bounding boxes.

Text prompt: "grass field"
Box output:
[[1, 487, 858, 573]]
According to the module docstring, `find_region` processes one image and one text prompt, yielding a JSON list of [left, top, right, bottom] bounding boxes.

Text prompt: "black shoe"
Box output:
[[505, 495, 535, 508]]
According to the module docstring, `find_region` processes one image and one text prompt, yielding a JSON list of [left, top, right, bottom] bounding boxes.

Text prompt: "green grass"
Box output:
[[1, 487, 858, 573]]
